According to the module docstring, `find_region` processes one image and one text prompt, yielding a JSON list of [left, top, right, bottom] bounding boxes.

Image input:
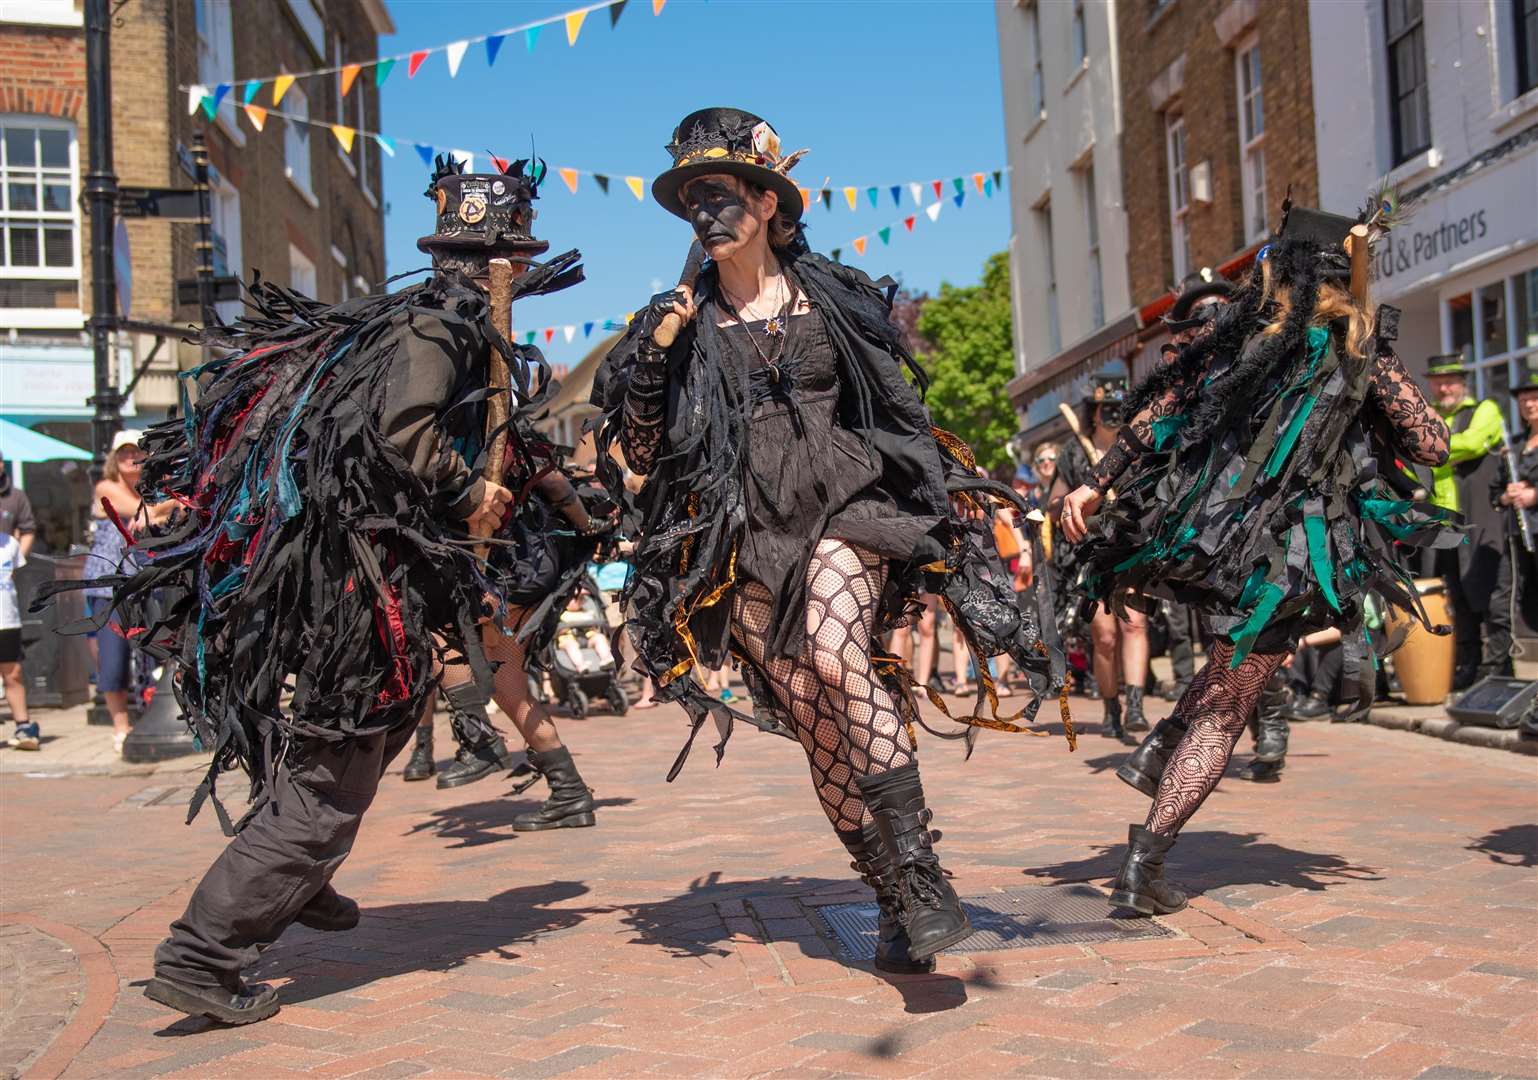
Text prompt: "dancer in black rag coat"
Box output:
[[1059, 196, 1460, 917], [45, 156, 594, 1024], [591, 109, 1071, 976]]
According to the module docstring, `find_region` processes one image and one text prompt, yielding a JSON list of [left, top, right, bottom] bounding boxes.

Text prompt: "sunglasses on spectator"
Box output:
[[1034, 454, 1057, 464]]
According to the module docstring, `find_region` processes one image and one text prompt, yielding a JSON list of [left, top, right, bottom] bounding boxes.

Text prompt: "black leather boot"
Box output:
[[843, 823, 933, 975], [1109, 824, 1188, 916], [1123, 686, 1149, 733], [511, 746, 596, 830], [1100, 696, 1124, 740], [1286, 692, 1331, 721], [1253, 670, 1290, 763], [1238, 757, 1285, 782], [436, 682, 514, 789], [856, 764, 971, 962], [145, 974, 280, 1025], [402, 724, 435, 782], [1116, 713, 1188, 797], [294, 883, 359, 932]]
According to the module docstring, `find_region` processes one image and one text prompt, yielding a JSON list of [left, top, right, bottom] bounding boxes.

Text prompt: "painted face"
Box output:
[[679, 174, 767, 260], [1429, 374, 1468, 410]]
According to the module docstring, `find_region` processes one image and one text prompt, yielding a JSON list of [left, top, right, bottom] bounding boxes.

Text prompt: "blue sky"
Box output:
[[377, 0, 1010, 363]]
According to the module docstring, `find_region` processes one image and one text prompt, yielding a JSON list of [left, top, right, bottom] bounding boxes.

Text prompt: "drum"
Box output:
[[1387, 578, 1454, 705]]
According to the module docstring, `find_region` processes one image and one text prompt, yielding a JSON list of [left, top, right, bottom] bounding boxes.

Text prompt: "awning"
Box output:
[[0, 417, 91, 463], [1005, 310, 1140, 409]]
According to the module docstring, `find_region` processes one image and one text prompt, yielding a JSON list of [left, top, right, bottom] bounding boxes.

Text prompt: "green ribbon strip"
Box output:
[[1304, 514, 1341, 611]]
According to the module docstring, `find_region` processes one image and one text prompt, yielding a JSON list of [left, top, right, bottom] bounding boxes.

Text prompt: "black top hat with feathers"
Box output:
[[418, 154, 550, 257]]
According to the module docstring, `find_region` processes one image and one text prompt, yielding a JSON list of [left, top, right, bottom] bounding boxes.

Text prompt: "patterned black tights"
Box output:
[[1146, 640, 1287, 836], [730, 540, 915, 835]]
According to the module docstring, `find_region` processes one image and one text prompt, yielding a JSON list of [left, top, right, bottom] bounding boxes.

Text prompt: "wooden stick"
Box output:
[[1346, 224, 1370, 308], [1058, 401, 1114, 503], [476, 258, 516, 558]]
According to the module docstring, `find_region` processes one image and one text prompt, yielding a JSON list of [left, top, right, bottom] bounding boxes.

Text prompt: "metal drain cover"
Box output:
[[814, 883, 1174, 959]]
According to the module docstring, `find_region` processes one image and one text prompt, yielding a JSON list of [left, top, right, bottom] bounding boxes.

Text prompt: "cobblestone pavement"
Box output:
[[0, 691, 1534, 1079]]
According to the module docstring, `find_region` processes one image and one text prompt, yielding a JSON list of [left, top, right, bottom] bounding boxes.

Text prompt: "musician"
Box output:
[[1495, 373, 1538, 636]]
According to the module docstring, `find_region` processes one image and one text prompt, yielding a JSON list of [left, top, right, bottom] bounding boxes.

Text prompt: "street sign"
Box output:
[[113, 217, 131, 317], [176, 277, 240, 306], [117, 187, 203, 221]]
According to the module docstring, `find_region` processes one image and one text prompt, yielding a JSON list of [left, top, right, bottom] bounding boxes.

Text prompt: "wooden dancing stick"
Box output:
[[653, 241, 706, 349], [476, 257, 516, 558], [1058, 400, 1115, 503], [1346, 224, 1371, 308]]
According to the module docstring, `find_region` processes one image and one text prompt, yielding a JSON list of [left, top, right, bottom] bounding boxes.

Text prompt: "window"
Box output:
[[1166, 113, 1190, 280], [285, 0, 326, 59], [0, 118, 80, 322], [2, 2, 81, 27], [194, 1, 242, 146], [1233, 41, 1267, 242], [1081, 165, 1104, 330], [1072, 0, 1087, 66], [1518, 0, 1538, 96], [1445, 269, 1538, 425], [208, 170, 241, 324], [283, 81, 314, 202], [289, 244, 317, 298], [359, 83, 375, 204], [1385, 0, 1431, 164], [1037, 200, 1061, 355], [331, 244, 348, 301], [331, 34, 359, 176], [1027, 4, 1045, 119]]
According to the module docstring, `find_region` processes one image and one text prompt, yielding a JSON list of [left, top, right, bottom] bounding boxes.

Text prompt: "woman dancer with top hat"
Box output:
[[1059, 196, 1459, 916], [592, 108, 1068, 974]]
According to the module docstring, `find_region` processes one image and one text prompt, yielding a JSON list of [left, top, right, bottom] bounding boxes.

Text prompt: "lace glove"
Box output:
[[1089, 427, 1150, 494]]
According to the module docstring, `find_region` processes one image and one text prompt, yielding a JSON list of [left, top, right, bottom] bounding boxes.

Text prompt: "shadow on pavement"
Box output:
[[1022, 829, 1383, 892], [1467, 823, 1538, 868], [403, 796, 635, 847]]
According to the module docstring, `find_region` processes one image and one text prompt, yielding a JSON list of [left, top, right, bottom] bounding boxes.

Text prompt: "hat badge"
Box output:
[[458, 193, 487, 224]]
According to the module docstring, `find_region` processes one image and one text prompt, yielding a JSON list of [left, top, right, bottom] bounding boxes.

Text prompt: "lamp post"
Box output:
[[83, 0, 122, 484]]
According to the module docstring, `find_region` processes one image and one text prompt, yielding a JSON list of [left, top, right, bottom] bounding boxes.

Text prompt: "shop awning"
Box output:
[[1005, 310, 1140, 410], [0, 417, 92, 463]]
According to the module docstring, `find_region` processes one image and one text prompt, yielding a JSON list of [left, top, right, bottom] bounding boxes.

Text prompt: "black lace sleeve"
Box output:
[[620, 343, 669, 476], [1366, 347, 1451, 467], [1086, 328, 1209, 492]]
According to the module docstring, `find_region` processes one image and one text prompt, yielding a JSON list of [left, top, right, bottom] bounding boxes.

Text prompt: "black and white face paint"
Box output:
[[680, 176, 765, 260]]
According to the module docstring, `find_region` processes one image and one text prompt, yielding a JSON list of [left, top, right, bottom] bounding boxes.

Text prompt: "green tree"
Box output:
[[914, 251, 1016, 474]]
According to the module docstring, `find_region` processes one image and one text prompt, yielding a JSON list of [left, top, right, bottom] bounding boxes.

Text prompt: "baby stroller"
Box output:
[[538, 580, 630, 718]]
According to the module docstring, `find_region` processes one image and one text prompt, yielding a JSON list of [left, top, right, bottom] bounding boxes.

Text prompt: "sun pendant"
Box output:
[[764, 316, 785, 337]]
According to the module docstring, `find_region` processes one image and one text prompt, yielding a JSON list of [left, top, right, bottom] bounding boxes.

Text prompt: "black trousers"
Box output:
[[1288, 642, 1345, 699], [1437, 546, 1513, 678], [154, 712, 418, 990], [1164, 601, 1196, 685]]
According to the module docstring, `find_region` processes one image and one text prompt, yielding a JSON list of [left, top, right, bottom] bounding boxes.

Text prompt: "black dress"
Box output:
[[726, 309, 943, 658]]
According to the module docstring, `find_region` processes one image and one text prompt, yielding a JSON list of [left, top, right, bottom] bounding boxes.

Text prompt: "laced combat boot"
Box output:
[[843, 823, 933, 975], [1252, 670, 1291, 763], [1116, 712, 1189, 797], [294, 883, 359, 932], [1109, 824, 1188, 916], [856, 764, 972, 962], [511, 746, 596, 830], [1123, 686, 1149, 733], [402, 725, 435, 782], [1100, 696, 1125, 741], [436, 682, 514, 790]]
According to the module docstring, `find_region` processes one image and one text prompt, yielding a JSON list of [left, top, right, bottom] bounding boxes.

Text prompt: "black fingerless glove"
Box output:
[[1089, 426, 1149, 493]]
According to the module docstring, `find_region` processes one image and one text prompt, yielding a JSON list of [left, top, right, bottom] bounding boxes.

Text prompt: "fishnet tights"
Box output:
[[729, 540, 915, 834], [1147, 640, 1287, 836]]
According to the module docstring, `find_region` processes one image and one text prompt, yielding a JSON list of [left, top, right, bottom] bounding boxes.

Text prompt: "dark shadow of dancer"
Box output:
[[618, 870, 972, 1015], [405, 796, 635, 848], [149, 881, 611, 1036], [1468, 824, 1538, 868], [1079, 752, 1128, 776], [1022, 830, 1383, 893]]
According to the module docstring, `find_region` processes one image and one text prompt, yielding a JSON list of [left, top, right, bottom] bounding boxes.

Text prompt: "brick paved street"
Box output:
[[1, 691, 1534, 1079]]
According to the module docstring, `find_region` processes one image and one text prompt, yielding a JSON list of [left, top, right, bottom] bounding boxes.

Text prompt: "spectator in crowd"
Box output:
[[1424, 357, 1509, 688], [0, 511, 32, 749], [1496, 373, 1538, 634], [85, 431, 175, 756], [0, 453, 37, 558], [888, 597, 939, 695]]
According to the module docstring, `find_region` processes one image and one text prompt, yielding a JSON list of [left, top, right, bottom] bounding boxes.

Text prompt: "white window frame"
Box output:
[[330, 243, 348, 301], [208, 167, 242, 325], [1071, 0, 1088, 67], [359, 81, 376, 206], [1443, 268, 1538, 423], [1, 115, 82, 329], [1038, 199, 1061, 355], [195, 0, 244, 147], [1027, 4, 1045, 120], [351, 272, 369, 297], [289, 243, 317, 298], [1166, 112, 1190, 280], [1235, 36, 1267, 243], [331, 33, 357, 177], [2, 1, 83, 27], [283, 81, 317, 206], [1081, 164, 1104, 331], [285, 0, 326, 60]]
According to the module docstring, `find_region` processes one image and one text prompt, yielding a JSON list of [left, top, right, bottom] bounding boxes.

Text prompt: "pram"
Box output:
[[534, 579, 630, 718]]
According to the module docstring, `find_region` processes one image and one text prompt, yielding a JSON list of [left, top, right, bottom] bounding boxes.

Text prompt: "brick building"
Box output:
[[1115, 0, 1319, 378], [1, 0, 391, 454]]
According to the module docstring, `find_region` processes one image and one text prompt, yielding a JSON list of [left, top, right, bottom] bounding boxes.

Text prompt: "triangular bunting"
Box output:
[[415, 143, 434, 166], [984, 178, 994, 197], [243, 104, 267, 131], [242, 80, 261, 105], [867, 186, 878, 208], [375, 134, 395, 156], [853, 236, 868, 256], [625, 312, 635, 325], [890, 185, 901, 206], [563, 326, 576, 343], [910, 182, 924, 205], [583, 322, 595, 337], [272, 74, 295, 105], [374, 58, 395, 85], [445, 40, 469, 77], [820, 189, 832, 210], [992, 169, 1003, 189], [525, 331, 536, 345], [206, 82, 230, 119], [953, 177, 965, 196], [625, 176, 645, 200], [490, 154, 510, 173], [831, 247, 842, 261], [544, 328, 556, 344], [407, 50, 430, 77], [485, 34, 506, 67], [843, 187, 857, 210], [878, 226, 891, 245], [558, 167, 579, 193], [609, 0, 629, 26], [593, 173, 610, 194], [565, 10, 588, 44], [187, 84, 208, 116], [526, 25, 542, 51], [931, 179, 943, 199], [903, 215, 916, 232], [652, 0, 666, 13], [925, 201, 942, 222], [798, 187, 812, 210], [452, 151, 474, 172], [199, 91, 218, 122], [973, 172, 985, 193], [331, 125, 356, 153], [340, 63, 362, 95], [953, 192, 965, 208]]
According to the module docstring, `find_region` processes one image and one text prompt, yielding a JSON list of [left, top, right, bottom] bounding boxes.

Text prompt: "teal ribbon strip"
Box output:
[[1229, 580, 1285, 666], [1303, 514, 1341, 611]]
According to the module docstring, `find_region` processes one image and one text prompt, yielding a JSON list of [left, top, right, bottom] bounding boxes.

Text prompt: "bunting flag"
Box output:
[[953, 192, 965, 208], [415, 143, 433, 166], [853, 236, 868, 256], [903, 215, 915, 232], [544, 328, 556, 344], [584, 322, 595, 337], [272, 73, 295, 105], [973, 172, 985, 194], [564, 10, 587, 45], [563, 326, 576, 343], [909, 182, 924, 206], [609, 0, 629, 26], [866, 186, 878, 208], [242, 80, 261, 105], [878, 226, 891, 245], [820, 189, 832, 210], [187, 84, 208, 115], [953, 177, 965, 197], [490, 154, 510, 173], [340, 63, 362, 95], [625, 176, 645, 200], [243, 104, 267, 131], [526, 25, 542, 51], [558, 167, 580, 193], [993, 169, 1003, 189], [925, 201, 942, 222], [593, 174, 610, 194], [407, 49, 430, 77], [375, 134, 395, 156], [831, 247, 842, 261], [931, 180, 943, 199], [331, 125, 356, 153], [843, 187, 858, 211], [653, 0, 666, 13], [485, 34, 505, 66], [375, 58, 395, 85], [890, 185, 901, 207], [444, 40, 469, 77]]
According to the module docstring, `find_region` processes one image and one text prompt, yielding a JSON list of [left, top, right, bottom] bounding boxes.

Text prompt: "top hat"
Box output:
[[417, 155, 549, 257], [1515, 371, 1538, 394], [1167, 266, 1235, 327], [1426, 355, 1471, 377], [652, 108, 806, 220], [1083, 375, 1128, 406]]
